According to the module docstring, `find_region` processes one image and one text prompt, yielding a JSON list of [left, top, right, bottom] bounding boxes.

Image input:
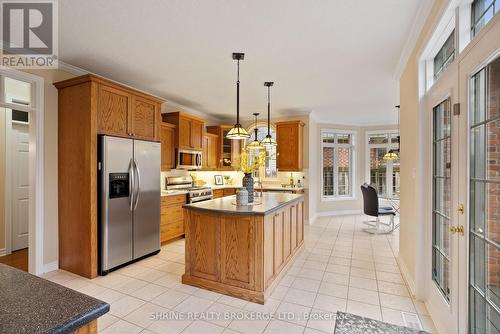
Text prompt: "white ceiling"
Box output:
[[59, 0, 423, 125]]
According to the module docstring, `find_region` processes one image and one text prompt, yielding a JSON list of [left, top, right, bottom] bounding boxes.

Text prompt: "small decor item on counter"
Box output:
[[238, 149, 266, 203], [223, 175, 233, 185], [214, 175, 224, 185], [290, 173, 294, 187], [242, 173, 254, 203], [236, 187, 248, 206]]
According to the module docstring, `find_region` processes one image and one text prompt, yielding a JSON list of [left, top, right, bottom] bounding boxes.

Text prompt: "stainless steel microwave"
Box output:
[[177, 149, 202, 169]]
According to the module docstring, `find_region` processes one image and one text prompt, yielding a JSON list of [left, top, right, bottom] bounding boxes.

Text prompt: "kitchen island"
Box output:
[[182, 193, 304, 304], [0, 264, 109, 333]]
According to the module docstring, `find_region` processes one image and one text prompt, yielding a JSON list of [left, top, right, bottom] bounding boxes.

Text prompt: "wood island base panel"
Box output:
[[182, 193, 305, 304]]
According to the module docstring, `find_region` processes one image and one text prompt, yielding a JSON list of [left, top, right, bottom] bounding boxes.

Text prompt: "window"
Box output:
[[432, 99, 452, 301], [434, 30, 455, 80], [366, 132, 400, 198], [321, 130, 355, 199], [471, 0, 499, 37], [245, 125, 277, 178]]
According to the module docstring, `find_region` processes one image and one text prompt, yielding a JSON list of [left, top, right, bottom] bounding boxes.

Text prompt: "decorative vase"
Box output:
[[242, 173, 254, 203], [236, 187, 248, 206]]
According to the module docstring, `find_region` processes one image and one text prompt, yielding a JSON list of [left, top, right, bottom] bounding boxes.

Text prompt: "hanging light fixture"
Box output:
[[227, 53, 250, 140], [261, 82, 277, 147], [247, 113, 264, 150], [384, 105, 401, 160]]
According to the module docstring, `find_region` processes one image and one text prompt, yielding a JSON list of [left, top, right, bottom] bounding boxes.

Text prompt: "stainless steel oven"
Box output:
[[177, 149, 202, 170]]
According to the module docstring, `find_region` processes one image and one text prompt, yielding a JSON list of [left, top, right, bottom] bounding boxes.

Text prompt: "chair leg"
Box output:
[[363, 216, 392, 235]]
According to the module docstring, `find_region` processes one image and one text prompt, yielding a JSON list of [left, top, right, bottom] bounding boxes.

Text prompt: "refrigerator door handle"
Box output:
[[134, 159, 141, 210], [129, 158, 135, 211]]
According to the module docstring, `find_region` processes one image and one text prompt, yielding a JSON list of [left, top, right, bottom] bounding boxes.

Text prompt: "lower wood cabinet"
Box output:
[[183, 197, 305, 304], [213, 189, 224, 199], [160, 194, 187, 244], [213, 188, 236, 199]]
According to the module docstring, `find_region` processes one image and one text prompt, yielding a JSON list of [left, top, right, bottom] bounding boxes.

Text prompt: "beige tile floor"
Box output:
[[41, 215, 438, 334]]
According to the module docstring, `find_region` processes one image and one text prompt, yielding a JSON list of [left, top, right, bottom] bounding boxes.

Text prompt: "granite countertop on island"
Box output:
[[183, 192, 304, 215], [0, 264, 109, 334]]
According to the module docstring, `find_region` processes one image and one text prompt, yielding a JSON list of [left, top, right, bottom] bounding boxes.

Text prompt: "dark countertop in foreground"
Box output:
[[0, 264, 109, 334], [183, 192, 304, 215]]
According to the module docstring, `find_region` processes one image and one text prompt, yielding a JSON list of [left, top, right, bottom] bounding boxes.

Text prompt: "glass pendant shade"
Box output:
[[383, 149, 399, 160], [261, 134, 277, 147], [226, 124, 250, 139], [247, 113, 264, 150]]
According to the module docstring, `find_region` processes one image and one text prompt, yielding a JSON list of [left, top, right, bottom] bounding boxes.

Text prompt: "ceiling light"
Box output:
[[384, 105, 400, 160], [227, 53, 250, 140], [247, 113, 264, 150], [261, 82, 277, 147]]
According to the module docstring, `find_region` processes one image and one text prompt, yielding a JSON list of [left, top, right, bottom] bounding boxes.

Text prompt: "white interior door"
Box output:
[[11, 121, 29, 251]]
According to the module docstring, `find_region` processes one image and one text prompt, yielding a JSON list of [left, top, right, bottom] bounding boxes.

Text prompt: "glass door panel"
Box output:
[[433, 98, 453, 301], [469, 56, 500, 334]]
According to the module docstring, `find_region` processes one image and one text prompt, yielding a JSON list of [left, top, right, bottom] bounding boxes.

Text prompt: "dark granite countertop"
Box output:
[[0, 264, 109, 334], [183, 192, 304, 215]]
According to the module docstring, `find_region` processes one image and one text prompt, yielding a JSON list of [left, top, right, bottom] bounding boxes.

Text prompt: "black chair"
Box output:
[[360, 183, 396, 234]]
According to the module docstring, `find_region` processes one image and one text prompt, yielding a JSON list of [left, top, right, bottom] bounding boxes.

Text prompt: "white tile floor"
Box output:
[[41, 215, 438, 334]]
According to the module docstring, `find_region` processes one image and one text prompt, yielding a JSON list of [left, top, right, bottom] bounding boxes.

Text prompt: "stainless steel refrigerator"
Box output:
[[98, 135, 160, 275]]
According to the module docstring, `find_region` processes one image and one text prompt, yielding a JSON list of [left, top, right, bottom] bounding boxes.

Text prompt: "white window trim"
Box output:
[[419, 0, 476, 95], [365, 130, 400, 199], [320, 129, 356, 201]]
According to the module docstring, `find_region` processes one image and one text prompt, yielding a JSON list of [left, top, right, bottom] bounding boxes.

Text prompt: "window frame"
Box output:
[[246, 122, 278, 180], [471, 0, 499, 37], [320, 129, 356, 201], [365, 130, 400, 199]]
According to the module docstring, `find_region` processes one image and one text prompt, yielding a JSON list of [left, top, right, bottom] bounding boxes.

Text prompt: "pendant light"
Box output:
[[260, 82, 277, 147], [247, 113, 264, 150], [226, 53, 250, 140], [384, 105, 401, 160]]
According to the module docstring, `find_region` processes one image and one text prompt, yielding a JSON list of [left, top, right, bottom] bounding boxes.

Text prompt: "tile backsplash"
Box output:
[[161, 169, 307, 190]]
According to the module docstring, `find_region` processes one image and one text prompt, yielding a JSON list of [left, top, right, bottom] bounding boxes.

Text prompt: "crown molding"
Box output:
[[394, 0, 435, 80]]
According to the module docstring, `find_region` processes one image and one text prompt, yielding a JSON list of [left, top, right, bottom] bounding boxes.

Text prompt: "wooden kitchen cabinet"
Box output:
[[163, 112, 205, 151], [160, 122, 176, 170], [213, 189, 224, 199], [276, 120, 305, 171], [203, 133, 219, 169], [206, 125, 243, 170], [96, 80, 161, 141], [54, 74, 165, 278], [161, 194, 187, 244]]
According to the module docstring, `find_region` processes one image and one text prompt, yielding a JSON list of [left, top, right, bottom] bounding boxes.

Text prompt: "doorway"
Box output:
[[0, 70, 44, 275]]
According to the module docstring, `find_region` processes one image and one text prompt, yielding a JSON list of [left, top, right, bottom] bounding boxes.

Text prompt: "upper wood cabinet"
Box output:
[[203, 133, 219, 169], [132, 96, 160, 140], [79, 75, 163, 141], [97, 84, 132, 137], [54, 74, 164, 279], [276, 120, 305, 171], [163, 112, 205, 151], [206, 125, 242, 170], [160, 122, 176, 170]]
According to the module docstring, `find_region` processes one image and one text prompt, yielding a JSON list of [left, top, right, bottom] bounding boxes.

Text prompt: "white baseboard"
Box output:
[[397, 255, 416, 297], [0, 248, 6, 257], [42, 261, 59, 273]]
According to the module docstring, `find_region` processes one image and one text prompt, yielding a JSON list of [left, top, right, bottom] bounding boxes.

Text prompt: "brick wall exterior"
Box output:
[[488, 57, 500, 289]]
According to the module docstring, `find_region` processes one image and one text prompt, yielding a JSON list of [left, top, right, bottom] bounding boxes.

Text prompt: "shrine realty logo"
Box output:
[[1, 0, 58, 68]]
